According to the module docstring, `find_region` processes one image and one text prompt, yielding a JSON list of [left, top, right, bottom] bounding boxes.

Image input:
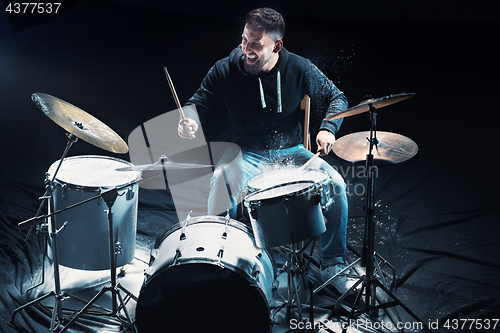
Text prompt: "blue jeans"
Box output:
[[208, 144, 348, 266]]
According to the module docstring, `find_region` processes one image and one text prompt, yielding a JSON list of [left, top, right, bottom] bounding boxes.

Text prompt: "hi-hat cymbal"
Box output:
[[324, 93, 415, 120], [333, 131, 418, 163], [32, 92, 129, 154]]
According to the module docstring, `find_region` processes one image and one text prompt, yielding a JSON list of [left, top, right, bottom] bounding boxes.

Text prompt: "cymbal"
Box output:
[[333, 131, 418, 163], [32, 92, 129, 154], [324, 93, 415, 120], [116, 161, 213, 171]]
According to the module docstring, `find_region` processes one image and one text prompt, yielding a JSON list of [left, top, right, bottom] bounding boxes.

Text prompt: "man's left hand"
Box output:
[[316, 130, 336, 156]]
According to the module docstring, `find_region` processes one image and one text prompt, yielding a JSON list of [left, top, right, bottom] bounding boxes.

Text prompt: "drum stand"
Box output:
[[274, 238, 317, 332], [333, 104, 431, 332], [59, 188, 137, 333], [11, 133, 91, 332]]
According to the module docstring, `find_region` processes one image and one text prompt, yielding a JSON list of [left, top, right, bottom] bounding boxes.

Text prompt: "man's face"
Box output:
[[241, 23, 278, 74]]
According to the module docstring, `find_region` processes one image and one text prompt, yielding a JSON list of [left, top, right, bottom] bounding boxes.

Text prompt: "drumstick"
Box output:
[[299, 151, 321, 170], [163, 67, 186, 121]]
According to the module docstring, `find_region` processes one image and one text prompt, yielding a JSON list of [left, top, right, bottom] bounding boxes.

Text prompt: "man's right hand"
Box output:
[[178, 118, 199, 140]]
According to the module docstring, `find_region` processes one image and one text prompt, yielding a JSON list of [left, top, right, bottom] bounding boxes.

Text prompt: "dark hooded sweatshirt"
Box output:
[[185, 45, 348, 151]]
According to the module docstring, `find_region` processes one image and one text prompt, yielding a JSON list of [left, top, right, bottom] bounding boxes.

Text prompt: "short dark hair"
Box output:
[[246, 8, 285, 42]]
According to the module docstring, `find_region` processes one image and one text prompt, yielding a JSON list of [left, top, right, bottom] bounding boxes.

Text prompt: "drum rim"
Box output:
[[247, 168, 328, 189], [48, 155, 140, 189], [154, 215, 254, 248], [244, 179, 317, 207], [151, 215, 277, 279]]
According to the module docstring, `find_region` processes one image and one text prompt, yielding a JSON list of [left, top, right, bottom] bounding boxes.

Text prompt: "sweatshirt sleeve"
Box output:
[[304, 61, 348, 135], [184, 61, 227, 126]]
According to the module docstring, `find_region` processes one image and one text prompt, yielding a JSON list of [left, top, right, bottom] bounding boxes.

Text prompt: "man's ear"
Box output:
[[273, 40, 283, 53]]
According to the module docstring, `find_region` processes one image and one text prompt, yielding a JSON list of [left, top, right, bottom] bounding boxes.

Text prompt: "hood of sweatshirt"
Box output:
[[228, 45, 288, 114]]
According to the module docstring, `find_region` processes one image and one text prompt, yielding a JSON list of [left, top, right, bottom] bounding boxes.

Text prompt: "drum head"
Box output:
[[136, 263, 271, 333], [48, 155, 139, 188], [247, 181, 314, 202], [247, 168, 326, 191]]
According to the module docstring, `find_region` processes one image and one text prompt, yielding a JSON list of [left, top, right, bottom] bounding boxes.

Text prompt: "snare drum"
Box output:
[[246, 168, 334, 212], [245, 177, 326, 248], [135, 215, 275, 333], [47, 155, 140, 270]]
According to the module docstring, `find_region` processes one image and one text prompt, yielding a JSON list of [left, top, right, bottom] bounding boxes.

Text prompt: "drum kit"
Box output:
[[132, 92, 429, 332], [11, 90, 431, 333]]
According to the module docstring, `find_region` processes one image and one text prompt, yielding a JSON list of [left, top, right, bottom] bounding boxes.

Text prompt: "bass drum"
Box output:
[[135, 215, 276, 333]]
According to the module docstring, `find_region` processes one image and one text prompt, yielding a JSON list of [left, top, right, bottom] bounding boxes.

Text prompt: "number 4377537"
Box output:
[[444, 318, 498, 330], [6, 3, 62, 14]]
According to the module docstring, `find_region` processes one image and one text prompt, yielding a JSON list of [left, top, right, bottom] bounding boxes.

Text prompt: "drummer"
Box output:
[[178, 7, 354, 293]]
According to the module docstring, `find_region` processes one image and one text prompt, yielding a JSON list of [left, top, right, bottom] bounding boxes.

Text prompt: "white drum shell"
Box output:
[[48, 155, 140, 270], [136, 215, 275, 332]]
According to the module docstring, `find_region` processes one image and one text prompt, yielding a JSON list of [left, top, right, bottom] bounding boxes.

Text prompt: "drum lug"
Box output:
[[60, 184, 70, 201], [311, 185, 322, 206], [171, 249, 182, 266], [252, 263, 261, 277], [180, 211, 192, 241], [222, 210, 230, 239], [216, 245, 225, 267], [97, 188, 103, 205], [249, 205, 258, 220], [283, 197, 290, 215], [126, 186, 135, 201]]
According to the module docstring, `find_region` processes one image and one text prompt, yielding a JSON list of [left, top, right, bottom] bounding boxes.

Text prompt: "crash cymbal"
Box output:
[[324, 93, 415, 120], [32, 92, 129, 154], [333, 131, 418, 163], [116, 160, 213, 171]]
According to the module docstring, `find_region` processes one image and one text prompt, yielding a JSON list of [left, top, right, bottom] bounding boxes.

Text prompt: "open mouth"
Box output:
[[246, 54, 258, 65]]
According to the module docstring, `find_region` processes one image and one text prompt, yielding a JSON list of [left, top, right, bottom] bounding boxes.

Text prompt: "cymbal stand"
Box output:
[[341, 103, 431, 332], [58, 187, 137, 333], [11, 133, 86, 332]]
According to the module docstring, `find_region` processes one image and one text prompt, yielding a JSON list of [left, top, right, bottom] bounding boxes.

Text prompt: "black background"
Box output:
[[1, 1, 500, 331]]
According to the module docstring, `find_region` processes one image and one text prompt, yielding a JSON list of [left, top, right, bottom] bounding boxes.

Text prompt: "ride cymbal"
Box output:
[[333, 131, 418, 163], [324, 92, 415, 120], [32, 92, 129, 154]]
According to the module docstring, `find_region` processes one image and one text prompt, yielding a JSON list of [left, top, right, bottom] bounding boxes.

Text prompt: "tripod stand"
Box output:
[[274, 238, 317, 332], [11, 133, 88, 332], [58, 187, 137, 333], [341, 103, 431, 333]]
